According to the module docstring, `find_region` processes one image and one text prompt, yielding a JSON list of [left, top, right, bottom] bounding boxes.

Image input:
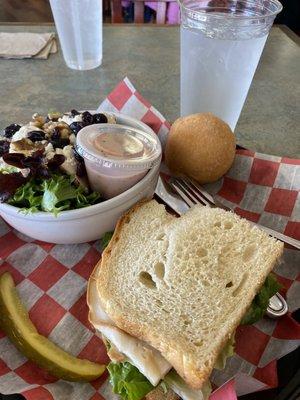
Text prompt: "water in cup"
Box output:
[[50, 0, 102, 70], [179, 0, 282, 131], [181, 28, 268, 130]]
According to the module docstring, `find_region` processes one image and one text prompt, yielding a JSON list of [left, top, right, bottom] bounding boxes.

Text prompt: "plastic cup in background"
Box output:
[[49, 0, 102, 70], [179, 0, 282, 131]]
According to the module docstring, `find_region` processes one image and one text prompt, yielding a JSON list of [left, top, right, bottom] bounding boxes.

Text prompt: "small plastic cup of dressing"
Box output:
[[76, 124, 162, 199]]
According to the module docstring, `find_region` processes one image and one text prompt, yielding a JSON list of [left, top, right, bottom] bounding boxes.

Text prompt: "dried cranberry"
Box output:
[[0, 140, 10, 157], [3, 124, 21, 138], [22, 154, 43, 169], [70, 109, 80, 117], [0, 172, 28, 202], [76, 162, 87, 177], [3, 152, 26, 169], [28, 131, 45, 142], [51, 127, 61, 140], [47, 154, 65, 170], [93, 113, 108, 124], [69, 122, 84, 134], [82, 111, 93, 125], [73, 147, 83, 162], [37, 167, 51, 179], [50, 138, 70, 149]]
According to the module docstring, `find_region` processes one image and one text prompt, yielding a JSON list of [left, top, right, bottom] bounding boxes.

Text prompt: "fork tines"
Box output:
[[170, 177, 215, 208]]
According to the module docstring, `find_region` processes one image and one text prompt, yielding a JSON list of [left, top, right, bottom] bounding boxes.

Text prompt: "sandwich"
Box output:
[[87, 200, 283, 400]]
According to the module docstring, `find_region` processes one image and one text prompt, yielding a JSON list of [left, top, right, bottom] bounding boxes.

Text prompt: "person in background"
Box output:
[[122, 0, 179, 24], [146, 1, 179, 24]]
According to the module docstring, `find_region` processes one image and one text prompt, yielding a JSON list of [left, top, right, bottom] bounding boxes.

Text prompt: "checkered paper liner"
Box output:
[[0, 78, 299, 400]]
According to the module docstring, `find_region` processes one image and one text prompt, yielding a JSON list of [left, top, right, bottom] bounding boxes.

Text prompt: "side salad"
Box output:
[[0, 110, 116, 215]]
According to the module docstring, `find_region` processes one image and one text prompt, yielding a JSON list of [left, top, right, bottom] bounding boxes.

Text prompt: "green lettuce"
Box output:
[[241, 274, 281, 325], [0, 165, 20, 174], [107, 362, 154, 400], [101, 232, 114, 249], [8, 179, 43, 213], [8, 174, 101, 216]]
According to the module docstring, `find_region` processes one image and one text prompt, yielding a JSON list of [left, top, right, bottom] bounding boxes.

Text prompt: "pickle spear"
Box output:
[[0, 272, 105, 381]]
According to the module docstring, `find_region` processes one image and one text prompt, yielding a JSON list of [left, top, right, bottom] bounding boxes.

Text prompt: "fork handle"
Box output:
[[256, 223, 300, 250]]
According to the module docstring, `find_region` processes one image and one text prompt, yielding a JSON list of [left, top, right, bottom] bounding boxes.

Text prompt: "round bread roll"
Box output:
[[165, 113, 236, 184]]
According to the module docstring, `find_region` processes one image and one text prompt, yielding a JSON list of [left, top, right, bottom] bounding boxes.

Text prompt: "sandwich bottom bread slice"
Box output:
[[88, 200, 283, 400]]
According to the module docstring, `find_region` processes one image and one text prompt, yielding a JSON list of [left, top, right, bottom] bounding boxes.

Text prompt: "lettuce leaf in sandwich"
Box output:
[[107, 361, 213, 400], [241, 274, 281, 325], [108, 362, 154, 400]]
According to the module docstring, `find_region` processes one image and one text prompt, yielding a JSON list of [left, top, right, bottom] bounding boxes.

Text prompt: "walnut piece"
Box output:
[[30, 113, 46, 128], [9, 138, 44, 156], [42, 121, 71, 137]]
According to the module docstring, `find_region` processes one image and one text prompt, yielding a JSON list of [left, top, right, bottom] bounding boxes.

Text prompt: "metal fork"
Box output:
[[167, 176, 290, 318]]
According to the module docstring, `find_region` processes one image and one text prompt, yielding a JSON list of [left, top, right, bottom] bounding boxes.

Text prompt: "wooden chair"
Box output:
[[110, 0, 173, 24]]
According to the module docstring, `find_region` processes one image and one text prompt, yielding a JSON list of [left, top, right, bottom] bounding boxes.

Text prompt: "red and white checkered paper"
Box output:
[[0, 77, 299, 400]]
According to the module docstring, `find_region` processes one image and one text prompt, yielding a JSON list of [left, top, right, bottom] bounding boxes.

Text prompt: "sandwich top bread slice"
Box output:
[[95, 200, 283, 391], [88, 258, 210, 400]]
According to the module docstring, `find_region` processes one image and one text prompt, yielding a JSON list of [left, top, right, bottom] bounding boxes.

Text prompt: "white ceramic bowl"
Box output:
[[0, 113, 161, 244]]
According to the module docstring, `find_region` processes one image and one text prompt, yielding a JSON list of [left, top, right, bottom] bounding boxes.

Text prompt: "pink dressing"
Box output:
[[76, 124, 161, 199]]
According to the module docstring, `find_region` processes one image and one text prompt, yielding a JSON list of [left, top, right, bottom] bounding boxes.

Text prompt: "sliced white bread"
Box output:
[[87, 264, 171, 386], [88, 264, 207, 400], [96, 200, 283, 389]]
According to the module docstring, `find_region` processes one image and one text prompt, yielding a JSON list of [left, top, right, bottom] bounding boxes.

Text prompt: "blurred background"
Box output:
[[0, 0, 299, 32]]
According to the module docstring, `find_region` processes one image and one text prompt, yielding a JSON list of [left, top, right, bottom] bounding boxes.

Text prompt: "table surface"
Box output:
[[0, 24, 299, 158]]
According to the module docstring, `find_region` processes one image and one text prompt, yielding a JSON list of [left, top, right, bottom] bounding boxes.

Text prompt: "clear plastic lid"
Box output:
[[76, 124, 162, 170]]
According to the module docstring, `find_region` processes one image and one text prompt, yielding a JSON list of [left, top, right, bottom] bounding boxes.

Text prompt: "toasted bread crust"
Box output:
[[96, 200, 284, 389], [99, 199, 151, 265]]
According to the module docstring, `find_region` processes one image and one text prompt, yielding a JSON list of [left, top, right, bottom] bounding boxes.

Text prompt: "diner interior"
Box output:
[[0, 2, 299, 400]]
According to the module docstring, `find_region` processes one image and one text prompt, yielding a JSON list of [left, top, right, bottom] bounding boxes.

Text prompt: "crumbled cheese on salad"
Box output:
[[69, 133, 76, 145], [55, 145, 77, 175], [11, 125, 43, 142], [59, 114, 83, 125]]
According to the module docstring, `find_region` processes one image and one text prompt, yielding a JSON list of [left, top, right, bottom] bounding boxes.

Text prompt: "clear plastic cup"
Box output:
[[49, 0, 102, 70], [179, 0, 282, 131], [76, 124, 162, 199]]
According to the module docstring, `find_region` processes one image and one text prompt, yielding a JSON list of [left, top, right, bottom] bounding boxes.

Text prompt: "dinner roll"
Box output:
[[165, 113, 236, 184]]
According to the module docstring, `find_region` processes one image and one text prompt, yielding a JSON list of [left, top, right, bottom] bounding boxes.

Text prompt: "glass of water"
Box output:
[[50, 0, 102, 70], [179, 0, 282, 131]]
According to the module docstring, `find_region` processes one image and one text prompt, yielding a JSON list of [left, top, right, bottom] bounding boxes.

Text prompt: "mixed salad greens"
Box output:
[[8, 174, 100, 216], [0, 110, 114, 215]]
